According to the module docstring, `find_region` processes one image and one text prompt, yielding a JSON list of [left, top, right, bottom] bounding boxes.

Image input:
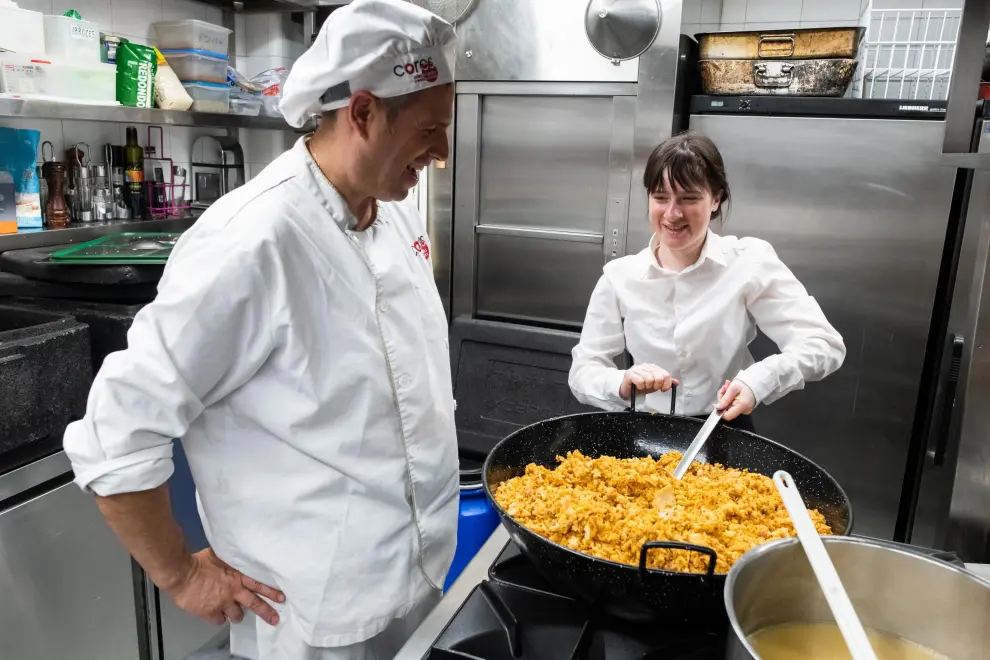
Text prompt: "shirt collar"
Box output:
[[298, 136, 384, 234], [645, 229, 727, 275]]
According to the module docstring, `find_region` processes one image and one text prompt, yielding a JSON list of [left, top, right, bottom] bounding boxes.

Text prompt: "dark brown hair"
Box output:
[[643, 131, 731, 222]]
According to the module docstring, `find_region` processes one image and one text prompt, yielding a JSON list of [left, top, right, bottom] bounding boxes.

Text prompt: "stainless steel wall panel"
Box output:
[[476, 234, 605, 326], [605, 96, 637, 261], [453, 0, 639, 82], [427, 127, 455, 319], [626, 1, 685, 255], [477, 95, 614, 234], [452, 94, 481, 319]]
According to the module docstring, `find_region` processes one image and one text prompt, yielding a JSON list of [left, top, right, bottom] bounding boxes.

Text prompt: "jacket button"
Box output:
[[378, 300, 390, 313], [398, 374, 412, 389]]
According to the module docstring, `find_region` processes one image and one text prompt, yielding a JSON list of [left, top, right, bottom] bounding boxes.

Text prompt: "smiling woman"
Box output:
[[567, 131, 847, 434]]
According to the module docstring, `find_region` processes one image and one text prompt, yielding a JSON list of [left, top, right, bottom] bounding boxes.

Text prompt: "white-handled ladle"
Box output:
[[773, 471, 878, 660]]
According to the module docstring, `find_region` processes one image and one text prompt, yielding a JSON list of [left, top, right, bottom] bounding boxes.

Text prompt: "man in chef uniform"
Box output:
[[62, 1, 459, 658]]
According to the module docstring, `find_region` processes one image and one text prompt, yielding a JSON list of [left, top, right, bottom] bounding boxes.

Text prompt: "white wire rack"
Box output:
[[860, 8, 961, 101]]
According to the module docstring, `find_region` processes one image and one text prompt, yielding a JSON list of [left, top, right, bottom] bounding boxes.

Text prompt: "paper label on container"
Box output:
[[70, 23, 97, 41]]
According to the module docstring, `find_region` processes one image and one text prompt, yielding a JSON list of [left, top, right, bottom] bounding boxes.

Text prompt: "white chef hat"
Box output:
[[280, 0, 457, 128]]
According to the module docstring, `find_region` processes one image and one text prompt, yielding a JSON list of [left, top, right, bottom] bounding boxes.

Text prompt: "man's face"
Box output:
[[362, 85, 453, 202]]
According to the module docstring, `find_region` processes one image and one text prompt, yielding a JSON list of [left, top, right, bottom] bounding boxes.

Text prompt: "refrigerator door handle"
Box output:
[[929, 335, 965, 467]]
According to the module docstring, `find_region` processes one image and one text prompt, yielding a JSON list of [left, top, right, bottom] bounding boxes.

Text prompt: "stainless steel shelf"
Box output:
[[0, 98, 309, 131], [0, 216, 198, 253]]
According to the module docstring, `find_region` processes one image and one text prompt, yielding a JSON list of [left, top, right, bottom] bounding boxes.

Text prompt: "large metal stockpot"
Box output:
[[724, 536, 990, 660]]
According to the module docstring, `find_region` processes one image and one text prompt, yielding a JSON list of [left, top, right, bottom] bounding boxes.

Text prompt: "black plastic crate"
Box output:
[[0, 305, 92, 454], [4, 297, 145, 373]]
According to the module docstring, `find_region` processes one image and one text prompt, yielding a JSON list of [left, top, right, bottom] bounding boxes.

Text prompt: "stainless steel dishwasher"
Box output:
[[0, 451, 141, 659]]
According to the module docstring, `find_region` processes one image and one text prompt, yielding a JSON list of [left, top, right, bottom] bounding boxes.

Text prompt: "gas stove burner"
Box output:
[[425, 543, 726, 660], [427, 580, 724, 659], [423, 540, 968, 659]]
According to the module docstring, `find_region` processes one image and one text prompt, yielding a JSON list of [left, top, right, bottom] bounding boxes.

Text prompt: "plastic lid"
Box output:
[[153, 19, 232, 33], [161, 48, 228, 61], [180, 80, 229, 89]]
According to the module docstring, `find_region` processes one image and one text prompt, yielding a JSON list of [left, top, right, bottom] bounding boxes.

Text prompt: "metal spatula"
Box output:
[[672, 407, 722, 479]]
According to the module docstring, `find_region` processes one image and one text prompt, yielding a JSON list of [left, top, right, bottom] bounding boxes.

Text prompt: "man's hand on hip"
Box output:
[[166, 548, 284, 626], [94, 485, 284, 628]]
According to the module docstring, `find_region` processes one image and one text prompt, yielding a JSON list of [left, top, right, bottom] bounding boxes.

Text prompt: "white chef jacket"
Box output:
[[569, 230, 846, 416], [62, 137, 459, 647]]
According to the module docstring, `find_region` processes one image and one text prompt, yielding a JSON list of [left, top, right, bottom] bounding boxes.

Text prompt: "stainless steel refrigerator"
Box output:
[[689, 95, 989, 561]]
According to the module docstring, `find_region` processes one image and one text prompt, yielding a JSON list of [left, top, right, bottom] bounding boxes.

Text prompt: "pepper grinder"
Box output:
[[45, 161, 70, 229]]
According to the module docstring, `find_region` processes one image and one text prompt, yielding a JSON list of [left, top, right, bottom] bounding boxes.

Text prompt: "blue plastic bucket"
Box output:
[[443, 456, 500, 592]]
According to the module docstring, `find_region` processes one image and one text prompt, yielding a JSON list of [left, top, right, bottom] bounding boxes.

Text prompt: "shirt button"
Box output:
[[378, 300, 390, 313], [398, 374, 412, 389]]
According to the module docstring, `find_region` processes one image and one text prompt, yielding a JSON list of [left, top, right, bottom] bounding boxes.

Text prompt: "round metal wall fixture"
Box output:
[[407, 0, 480, 24], [585, 0, 662, 63]]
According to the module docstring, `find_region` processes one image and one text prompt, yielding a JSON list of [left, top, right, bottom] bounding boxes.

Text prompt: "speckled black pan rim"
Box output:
[[481, 410, 856, 580]]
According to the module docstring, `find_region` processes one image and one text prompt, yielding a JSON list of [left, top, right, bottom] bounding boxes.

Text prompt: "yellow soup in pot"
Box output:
[[748, 623, 951, 660]]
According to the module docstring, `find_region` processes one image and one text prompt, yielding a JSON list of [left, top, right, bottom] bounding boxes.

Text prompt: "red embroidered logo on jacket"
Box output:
[[412, 236, 430, 260]]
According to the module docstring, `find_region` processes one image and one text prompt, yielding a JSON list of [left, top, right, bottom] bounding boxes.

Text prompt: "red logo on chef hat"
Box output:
[[393, 57, 439, 84], [412, 236, 430, 260]]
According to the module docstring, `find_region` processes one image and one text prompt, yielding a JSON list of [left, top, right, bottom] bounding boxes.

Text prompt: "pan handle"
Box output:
[[638, 540, 717, 583], [626, 384, 678, 414]]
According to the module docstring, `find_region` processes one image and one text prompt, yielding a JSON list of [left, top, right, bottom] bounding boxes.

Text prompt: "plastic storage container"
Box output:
[[43, 15, 100, 64], [229, 93, 261, 116], [181, 81, 229, 113], [0, 56, 116, 103], [160, 49, 227, 84], [442, 454, 500, 592], [0, 5, 45, 57], [153, 20, 231, 55]]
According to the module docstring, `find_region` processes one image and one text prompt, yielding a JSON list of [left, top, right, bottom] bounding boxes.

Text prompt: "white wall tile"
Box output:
[[719, 22, 745, 32], [234, 13, 247, 56], [238, 54, 287, 79], [53, 0, 112, 33], [921, 0, 964, 8], [720, 0, 747, 23], [270, 14, 290, 57], [61, 121, 125, 164], [117, 32, 154, 46], [682, 0, 703, 23], [697, 23, 720, 34], [701, 0, 723, 23], [681, 21, 700, 36], [112, 0, 163, 44], [244, 13, 269, 57], [746, 0, 802, 23], [239, 128, 294, 163], [204, 6, 223, 26], [871, 0, 922, 8], [800, 19, 862, 27], [741, 21, 800, 31], [16, 0, 53, 16], [162, 0, 207, 23], [167, 126, 225, 164], [801, 0, 864, 22], [0, 118, 64, 163]]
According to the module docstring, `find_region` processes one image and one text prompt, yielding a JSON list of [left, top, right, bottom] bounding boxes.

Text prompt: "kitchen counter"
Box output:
[[394, 526, 511, 660], [394, 526, 990, 660], [0, 216, 198, 254]]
